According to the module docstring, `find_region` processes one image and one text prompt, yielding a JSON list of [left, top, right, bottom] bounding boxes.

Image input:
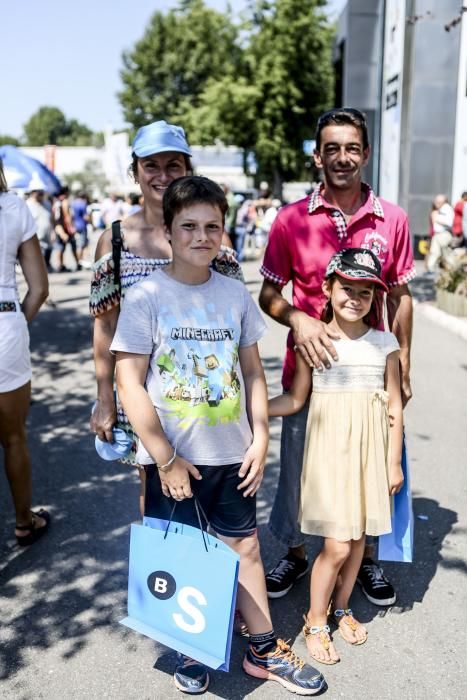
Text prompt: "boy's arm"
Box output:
[[237, 343, 269, 497], [115, 352, 201, 500], [268, 352, 312, 416], [385, 351, 404, 495]]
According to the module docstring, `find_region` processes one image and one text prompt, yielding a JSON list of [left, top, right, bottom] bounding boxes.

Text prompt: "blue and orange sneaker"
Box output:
[[243, 638, 326, 695]]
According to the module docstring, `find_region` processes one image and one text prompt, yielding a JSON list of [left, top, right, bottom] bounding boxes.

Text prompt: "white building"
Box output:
[[22, 132, 252, 196]]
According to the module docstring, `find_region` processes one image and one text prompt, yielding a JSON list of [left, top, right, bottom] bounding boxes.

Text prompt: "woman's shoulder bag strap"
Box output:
[[111, 220, 122, 290]]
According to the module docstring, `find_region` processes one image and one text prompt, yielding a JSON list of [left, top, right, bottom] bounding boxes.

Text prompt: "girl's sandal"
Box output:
[[331, 608, 368, 646], [15, 509, 51, 547], [302, 616, 340, 665]]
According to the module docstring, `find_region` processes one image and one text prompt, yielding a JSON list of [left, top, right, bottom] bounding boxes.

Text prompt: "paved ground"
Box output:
[[0, 254, 466, 699]]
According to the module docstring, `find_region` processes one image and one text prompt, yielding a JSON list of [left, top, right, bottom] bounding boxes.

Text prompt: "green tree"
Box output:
[[23, 107, 69, 145], [118, 0, 242, 128], [58, 119, 93, 146], [246, 0, 334, 190], [119, 0, 334, 191], [182, 76, 260, 150], [23, 106, 96, 146], [0, 134, 21, 146]]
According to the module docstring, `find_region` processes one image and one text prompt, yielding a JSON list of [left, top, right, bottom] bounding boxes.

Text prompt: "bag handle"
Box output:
[[164, 496, 211, 553], [111, 220, 122, 291]]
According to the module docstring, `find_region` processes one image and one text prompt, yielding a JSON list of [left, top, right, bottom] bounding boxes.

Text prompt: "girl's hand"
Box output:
[[389, 463, 404, 495], [159, 457, 202, 501], [91, 397, 117, 442], [237, 442, 267, 497]]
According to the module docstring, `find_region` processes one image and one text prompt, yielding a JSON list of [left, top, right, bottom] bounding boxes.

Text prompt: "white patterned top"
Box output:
[[313, 328, 399, 393]]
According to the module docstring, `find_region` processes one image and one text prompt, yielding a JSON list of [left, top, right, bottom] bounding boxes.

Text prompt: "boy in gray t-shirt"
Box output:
[[111, 268, 265, 467], [111, 176, 325, 696]]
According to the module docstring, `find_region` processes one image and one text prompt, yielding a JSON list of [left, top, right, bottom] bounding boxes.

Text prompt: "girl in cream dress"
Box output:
[[269, 248, 404, 666]]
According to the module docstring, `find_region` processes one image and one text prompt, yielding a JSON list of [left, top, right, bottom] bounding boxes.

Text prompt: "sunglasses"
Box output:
[[317, 107, 367, 127]]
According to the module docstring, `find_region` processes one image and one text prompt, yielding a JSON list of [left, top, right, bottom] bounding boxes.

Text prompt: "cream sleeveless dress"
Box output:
[[300, 328, 399, 541]]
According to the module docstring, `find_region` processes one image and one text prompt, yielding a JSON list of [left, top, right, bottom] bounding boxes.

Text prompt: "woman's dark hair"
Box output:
[[315, 107, 369, 151], [320, 274, 383, 329], [129, 153, 193, 182], [163, 176, 228, 229]]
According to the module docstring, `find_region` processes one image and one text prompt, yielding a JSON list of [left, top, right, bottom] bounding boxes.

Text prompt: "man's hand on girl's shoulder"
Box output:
[[290, 310, 340, 370]]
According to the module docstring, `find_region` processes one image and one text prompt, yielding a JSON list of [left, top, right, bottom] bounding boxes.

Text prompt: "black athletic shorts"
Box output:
[[144, 462, 257, 538]]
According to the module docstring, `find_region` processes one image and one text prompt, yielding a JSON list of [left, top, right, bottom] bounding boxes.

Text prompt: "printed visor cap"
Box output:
[[132, 120, 192, 158], [325, 247, 388, 292]]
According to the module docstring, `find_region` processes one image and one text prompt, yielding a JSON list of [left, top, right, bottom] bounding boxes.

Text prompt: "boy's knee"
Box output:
[[225, 532, 261, 561]]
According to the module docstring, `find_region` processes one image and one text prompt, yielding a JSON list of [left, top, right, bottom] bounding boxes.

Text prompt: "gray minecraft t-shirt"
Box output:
[[110, 269, 267, 466]]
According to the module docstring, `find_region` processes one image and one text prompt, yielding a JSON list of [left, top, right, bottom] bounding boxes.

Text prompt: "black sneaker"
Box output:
[[357, 557, 396, 606], [173, 655, 209, 694], [243, 638, 326, 695], [265, 553, 309, 599]]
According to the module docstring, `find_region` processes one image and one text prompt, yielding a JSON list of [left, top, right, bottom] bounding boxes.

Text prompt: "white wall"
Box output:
[[451, 14, 467, 201]]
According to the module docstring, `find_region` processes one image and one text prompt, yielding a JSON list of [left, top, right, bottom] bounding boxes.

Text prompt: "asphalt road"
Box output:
[[0, 258, 465, 699]]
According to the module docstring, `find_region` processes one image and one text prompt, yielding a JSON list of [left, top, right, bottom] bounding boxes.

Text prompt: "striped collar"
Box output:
[[307, 182, 385, 219]]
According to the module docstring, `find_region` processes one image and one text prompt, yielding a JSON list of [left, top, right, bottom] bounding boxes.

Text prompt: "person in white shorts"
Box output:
[[0, 160, 50, 545]]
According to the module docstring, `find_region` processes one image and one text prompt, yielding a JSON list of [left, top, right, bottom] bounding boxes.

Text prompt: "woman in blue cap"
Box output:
[[89, 121, 240, 511]]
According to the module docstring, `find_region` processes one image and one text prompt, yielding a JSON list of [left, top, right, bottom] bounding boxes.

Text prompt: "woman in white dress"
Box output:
[[0, 160, 50, 545]]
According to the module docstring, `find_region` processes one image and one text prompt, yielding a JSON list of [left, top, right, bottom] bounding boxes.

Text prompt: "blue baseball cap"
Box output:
[[95, 428, 134, 461], [132, 120, 192, 158]]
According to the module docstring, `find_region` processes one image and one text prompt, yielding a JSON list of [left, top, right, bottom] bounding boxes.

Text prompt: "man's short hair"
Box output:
[[163, 175, 228, 229], [315, 107, 370, 151]]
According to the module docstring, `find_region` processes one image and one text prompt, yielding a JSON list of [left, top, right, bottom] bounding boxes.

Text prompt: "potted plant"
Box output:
[[436, 251, 467, 316]]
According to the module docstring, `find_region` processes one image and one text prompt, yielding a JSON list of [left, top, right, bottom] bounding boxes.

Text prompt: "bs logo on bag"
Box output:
[[148, 570, 207, 634]]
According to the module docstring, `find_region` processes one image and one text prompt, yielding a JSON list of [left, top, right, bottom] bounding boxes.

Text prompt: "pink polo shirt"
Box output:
[[260, 184, 415, 389]]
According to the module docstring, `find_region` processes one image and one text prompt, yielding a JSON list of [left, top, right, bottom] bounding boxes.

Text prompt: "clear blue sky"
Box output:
[[2, 0, 345, 138]]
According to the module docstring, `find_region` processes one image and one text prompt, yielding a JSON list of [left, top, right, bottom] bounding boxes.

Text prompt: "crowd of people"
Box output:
[[223, 182, 283, 262], [23, 186, 144, 275], [0, 106, 463, 696], [425, 191, 467, 273]]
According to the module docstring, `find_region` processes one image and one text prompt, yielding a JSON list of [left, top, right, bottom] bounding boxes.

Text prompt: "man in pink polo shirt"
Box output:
[[259, 107, 415, 606]]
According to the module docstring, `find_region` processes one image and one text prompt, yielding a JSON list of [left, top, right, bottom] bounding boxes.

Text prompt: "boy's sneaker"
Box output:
[[265, 553, 309, 598], [243, 639, 326, 695], [173, 654, 209, 694], [357, 557, 396, 606]]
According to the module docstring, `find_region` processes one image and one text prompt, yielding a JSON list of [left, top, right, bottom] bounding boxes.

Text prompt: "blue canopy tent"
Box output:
[[0, 144, 62, 194]]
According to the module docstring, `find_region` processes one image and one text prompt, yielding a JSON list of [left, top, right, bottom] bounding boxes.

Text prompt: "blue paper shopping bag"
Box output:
[[378, 435, 415, 563], [120, 508, 240, 671]]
